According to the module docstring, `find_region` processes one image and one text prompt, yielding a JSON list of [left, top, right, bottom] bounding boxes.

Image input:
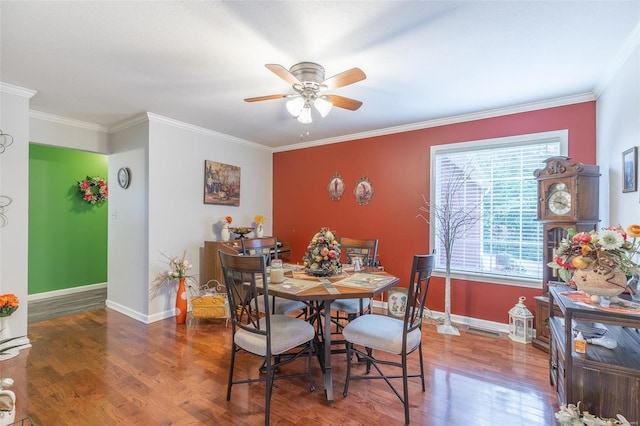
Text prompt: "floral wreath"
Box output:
[[78, 176, 108, 204]]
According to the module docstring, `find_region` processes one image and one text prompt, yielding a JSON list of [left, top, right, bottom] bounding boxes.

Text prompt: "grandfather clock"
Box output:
[[532, 156, 600, 352]]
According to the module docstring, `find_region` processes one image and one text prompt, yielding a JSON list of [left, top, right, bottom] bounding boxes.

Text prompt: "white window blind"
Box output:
[[430, 131, 565, 283]]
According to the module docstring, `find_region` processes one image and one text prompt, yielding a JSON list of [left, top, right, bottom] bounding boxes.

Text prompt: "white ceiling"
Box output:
[[1, 1, 640, 149]]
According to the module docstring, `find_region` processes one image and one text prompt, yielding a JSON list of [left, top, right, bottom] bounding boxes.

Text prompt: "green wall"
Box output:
[[28, 144, 108, 295]]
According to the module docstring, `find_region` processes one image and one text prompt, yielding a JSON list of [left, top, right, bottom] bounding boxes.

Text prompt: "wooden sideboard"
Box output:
[[202, 239, 292, 285], [549, 286, 640, 422]]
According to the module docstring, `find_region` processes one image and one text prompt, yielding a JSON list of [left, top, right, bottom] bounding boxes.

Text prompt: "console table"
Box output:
[[549, 286, 640, 422]]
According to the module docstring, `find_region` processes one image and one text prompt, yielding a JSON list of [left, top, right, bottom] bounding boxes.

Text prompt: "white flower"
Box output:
[[598, 229, 624, 251]]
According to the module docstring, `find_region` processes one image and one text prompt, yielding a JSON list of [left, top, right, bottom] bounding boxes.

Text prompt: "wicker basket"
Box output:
[[574, 269, 627, 297], [189, 281, 229, 325]]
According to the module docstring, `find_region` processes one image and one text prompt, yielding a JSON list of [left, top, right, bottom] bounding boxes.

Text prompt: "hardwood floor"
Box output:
[[3, 308, 559, 425]]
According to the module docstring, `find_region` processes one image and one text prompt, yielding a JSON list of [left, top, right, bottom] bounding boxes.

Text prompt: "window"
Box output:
[[430, 130, 567, 285]]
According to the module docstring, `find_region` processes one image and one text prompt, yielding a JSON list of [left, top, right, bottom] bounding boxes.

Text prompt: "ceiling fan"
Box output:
[[244, 62, 366, 124]]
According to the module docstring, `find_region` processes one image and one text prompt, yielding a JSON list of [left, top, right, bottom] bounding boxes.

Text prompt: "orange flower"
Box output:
[[0, 293, 19, 317], [627, 224, 640, 238]]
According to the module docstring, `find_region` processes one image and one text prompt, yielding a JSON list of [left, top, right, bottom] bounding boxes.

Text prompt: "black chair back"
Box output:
[[403, 254, 436, 347], [241, 237, 278, 266], [339, 237, 379, 267], [219, 251, 270, 338]]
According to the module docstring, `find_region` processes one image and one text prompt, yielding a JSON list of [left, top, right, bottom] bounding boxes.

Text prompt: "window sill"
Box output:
[[432, 270, 543, 289]]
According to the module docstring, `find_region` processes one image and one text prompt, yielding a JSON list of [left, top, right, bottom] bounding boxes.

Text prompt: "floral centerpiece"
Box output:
[[556, 402, 631, 425], [302, 228, 341, 276], [548, 225, 640, 299], [78, 176, 108, 204], [219, 216, 232, 227], [150, 251, 197, 297], [0, 295, 18, 318]]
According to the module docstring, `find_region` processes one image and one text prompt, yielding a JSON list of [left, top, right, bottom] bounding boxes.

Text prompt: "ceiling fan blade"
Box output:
[[326, 95, 363, 111], [265, 64, 301, 86], [244, 94, 289, 102], [322, 68, 366, 90]]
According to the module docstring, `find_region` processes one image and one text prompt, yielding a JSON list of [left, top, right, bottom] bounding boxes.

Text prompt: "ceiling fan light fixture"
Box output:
[[286, 97, 305, 117], [314, 96, 333, 117], [297, 106, 312, 124]]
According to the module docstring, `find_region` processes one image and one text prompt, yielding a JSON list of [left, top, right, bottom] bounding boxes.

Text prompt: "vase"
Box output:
[[574, 269, 627, 300], [221, 224, 230, 242], [0, 317, 10, 342], [0, 389, 15, 426], [256, 224, 264, 238], [175, 278, 188, 324], [628, 275, 640, 302]]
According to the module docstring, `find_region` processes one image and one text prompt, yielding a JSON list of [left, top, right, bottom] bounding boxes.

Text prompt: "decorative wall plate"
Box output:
[[327, 173, 345, 201], [354, 176, 374, 205]]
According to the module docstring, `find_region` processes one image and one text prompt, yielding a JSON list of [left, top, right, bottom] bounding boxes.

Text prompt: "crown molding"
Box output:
[[144, 112, 270, 152], [30, 110, 109, 132], [273, 93, 595, 153], [0, 82, 37, 98], [108, 112, 149, 133]]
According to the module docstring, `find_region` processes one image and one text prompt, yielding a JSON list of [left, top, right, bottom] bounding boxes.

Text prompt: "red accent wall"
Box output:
[[273, 102, 596, 323]]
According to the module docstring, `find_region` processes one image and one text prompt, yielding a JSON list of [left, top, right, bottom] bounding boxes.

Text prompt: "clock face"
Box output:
[[547, 183, 571, 215], [118, 167, 130, 189]]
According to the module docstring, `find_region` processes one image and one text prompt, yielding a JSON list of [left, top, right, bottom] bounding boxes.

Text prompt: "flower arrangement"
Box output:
[[150, 251, 197, 297], [0, 377, 15, 414], [78, 176, 108, 204], [219, 216, 232, 226], [0, 294, 18, 317], [548, 225, 640, 282], [302, 228, 341, 276], [254, 215, 266, 225], [556, 402, 631, 425]]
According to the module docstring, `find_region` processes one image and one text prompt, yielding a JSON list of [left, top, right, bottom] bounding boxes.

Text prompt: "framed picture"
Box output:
[[622, 147, 637, 193], [327, 173, 345, 201], [204, 160, 241, 206], [387, 288, 408, 318], [354, 176, 374, 205]]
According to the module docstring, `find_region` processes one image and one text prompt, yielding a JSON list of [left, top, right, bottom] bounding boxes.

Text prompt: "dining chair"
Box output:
[[219, 251, 316, 426], [342, 253, 435, 425], [241, 237, 307, 316], [330, 237, 379, 325]]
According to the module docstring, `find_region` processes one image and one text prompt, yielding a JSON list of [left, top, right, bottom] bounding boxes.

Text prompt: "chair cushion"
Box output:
[[342, 314, 421, 355], [235, 315, 315, 356], [256, 296, 307, 315], [330, 298, 370, 314]]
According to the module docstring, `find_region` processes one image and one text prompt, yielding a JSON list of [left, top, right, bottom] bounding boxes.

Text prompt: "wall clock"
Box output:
[[118, 167, 131, 189]]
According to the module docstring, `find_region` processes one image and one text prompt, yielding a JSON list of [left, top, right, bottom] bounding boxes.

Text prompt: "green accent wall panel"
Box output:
[[28, 144, 108, 295]]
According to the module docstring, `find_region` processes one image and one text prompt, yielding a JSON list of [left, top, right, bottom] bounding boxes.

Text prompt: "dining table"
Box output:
[[262, 265, 400, 403]]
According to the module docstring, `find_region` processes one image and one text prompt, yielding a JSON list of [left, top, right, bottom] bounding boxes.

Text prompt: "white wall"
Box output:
[[597, 40, 640, 226], [107, 120, 149, 321], [146, 114, 272, 322], [0, 83, 36, 341]]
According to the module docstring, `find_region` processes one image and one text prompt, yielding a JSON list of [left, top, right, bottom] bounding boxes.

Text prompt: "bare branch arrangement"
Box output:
[[418, 164, 483, 335]]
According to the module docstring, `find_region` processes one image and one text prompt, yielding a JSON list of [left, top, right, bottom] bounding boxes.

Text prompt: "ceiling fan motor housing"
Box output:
[[289, 62, 325, 84]]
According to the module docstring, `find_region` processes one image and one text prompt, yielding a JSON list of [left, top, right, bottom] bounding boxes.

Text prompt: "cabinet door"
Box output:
[[572, 364, 639, 423]]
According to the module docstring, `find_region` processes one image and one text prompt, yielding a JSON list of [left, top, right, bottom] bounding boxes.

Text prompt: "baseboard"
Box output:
[[105, 300, 170, 324], [28, 282, 107, 301], [372, 300, 511, 335]]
